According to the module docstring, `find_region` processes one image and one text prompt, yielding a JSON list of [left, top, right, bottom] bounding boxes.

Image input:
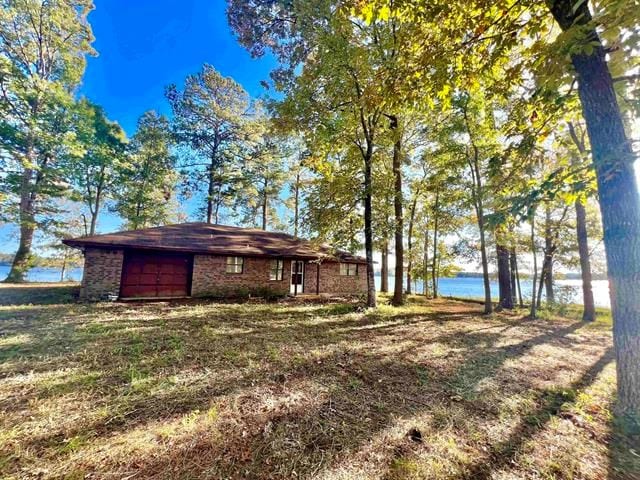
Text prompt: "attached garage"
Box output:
[[120, 251, 192, 298], [63, 223, 368, 301]]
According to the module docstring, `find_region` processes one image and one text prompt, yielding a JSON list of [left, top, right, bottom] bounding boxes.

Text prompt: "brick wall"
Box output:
[[79, 249, 367, 300], [79, 248, 124, 300], [191, 255, 291, 297], [304, 262, 319, 294], [304, 261, 367, 296]]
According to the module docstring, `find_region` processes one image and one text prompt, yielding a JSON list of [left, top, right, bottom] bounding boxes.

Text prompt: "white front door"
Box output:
[[290, 260, 304, 294]]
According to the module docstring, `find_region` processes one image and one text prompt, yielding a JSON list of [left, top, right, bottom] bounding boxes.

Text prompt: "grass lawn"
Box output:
[[0, 283, 638, 479]]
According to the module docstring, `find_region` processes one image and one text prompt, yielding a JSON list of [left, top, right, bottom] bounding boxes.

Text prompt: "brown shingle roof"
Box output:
[[63, 223, 367, 263]]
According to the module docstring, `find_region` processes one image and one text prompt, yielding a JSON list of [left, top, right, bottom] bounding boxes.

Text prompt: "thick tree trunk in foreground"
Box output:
[[550, 0, 640, 416], [389, 115, 404, 306], [380, 241, 389, 293], [497, 243, 513, 309], [575, 199, 596, 321]]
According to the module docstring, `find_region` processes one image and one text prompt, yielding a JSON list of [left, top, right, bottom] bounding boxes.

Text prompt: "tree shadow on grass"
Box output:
[[608, 405, 640, 479], [459, 347, 615, 479], [0, 284, 618, 479], [0, 284, 79, 306], [63, 325, 600, 476]]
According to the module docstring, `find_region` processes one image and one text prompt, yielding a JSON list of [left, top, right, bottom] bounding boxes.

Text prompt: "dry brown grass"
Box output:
[[0, 283, 638, 479]]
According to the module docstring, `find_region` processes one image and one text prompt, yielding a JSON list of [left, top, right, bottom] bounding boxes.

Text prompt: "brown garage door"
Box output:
[[120, 251, 192, 298]]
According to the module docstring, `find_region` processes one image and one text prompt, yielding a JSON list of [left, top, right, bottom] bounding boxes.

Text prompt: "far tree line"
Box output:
[[1, 0, 639, 418]]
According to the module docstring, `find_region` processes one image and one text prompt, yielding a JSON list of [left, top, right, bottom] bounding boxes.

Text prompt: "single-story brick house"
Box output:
[[63, 223, 368, 300]]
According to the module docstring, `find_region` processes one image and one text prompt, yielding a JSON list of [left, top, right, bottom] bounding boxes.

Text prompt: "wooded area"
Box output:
[[1, 0, 639, 423]]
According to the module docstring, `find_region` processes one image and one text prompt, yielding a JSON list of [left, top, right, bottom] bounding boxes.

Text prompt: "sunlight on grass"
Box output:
[[0, 284, 636, 479]]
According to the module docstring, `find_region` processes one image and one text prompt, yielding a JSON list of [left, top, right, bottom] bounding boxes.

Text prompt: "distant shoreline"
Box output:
[[374, 271, 608, 281]]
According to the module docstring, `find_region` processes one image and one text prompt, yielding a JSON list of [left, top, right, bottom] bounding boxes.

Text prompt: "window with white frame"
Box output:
[[270, 259, 284, 280], [340, 263, 358, 276], [226, 256, 244, 274]]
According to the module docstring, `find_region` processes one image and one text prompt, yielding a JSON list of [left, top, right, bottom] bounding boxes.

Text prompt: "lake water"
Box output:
[[375, 276, 611, 308], [0, 265, 611, 307], [0, 265, 84, 283]]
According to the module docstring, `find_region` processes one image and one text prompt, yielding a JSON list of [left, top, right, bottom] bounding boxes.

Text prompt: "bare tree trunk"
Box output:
[[214, 185, 222, 224], [6, 167, 37, 283], [389, 114, 404, 306], [406, 192, 418, 295], [536, 262, 546, 309], [89, 166, 106, 236], [363, 141, 376, 308], [575, 199, 596, 321], [549, 0, 640, 418], [261, 178, 268, 230], [206, 163, 215, 224], [463, 105, 491, 314], [293, 170, 300, 237], [431, 190, 440, 299], [423, 226, 430, 297], [60, 250, 68, 282], [381, 241, 389, 293], [497, 243, 513, 309], [478, 217, 492, 314], [545, 261, 554, 303], [529, 215, 538, 319], [512, 249, 524, 308], [509, 248, 517, 306], [89, 206, 99, 236], [6, 222, 35, 283], [568, 122, 596, 322], [542, 205, 555, 305]]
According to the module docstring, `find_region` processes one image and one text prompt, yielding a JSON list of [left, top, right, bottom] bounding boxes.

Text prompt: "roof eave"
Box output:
[[64, 240, 368, 263]]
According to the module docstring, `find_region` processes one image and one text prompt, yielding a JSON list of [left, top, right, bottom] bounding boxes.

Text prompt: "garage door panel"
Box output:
[[142, 263, 158, 274], [126, 263, 143, 274], [139, 273, 159, 284], [121, 251, 192, 298], [157, 286, 187, 297], [122, 273, 140, 286], [158, 273, 183, 284]]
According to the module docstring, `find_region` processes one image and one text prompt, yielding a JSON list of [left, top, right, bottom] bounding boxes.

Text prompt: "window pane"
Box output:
[[226, 256, 243, 273], [340, 263, 357, 276], [269, 259, 283, 280]]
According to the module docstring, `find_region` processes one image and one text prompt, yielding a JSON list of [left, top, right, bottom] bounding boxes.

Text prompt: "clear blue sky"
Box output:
[[0, 0, 276, 253], [81, 0, 275, 136]]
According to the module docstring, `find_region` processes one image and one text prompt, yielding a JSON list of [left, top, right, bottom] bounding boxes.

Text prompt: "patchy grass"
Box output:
[[0, 284, 638, 479]]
